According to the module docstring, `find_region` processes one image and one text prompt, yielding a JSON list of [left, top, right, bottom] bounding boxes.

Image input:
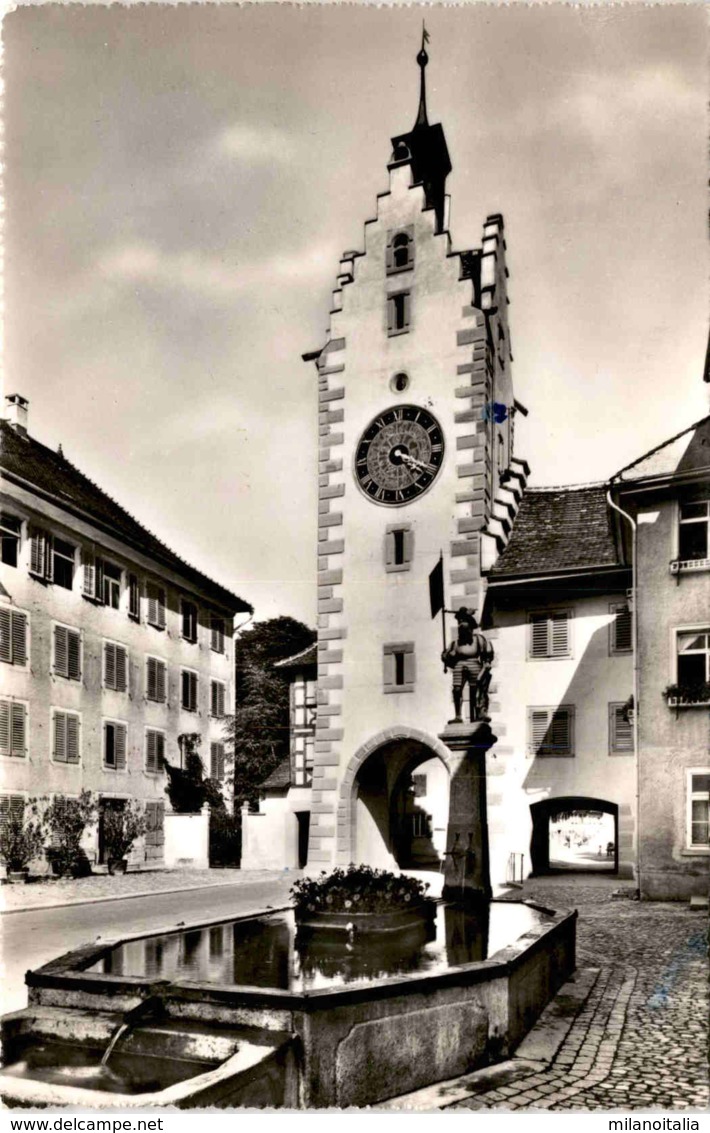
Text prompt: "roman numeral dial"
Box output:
[[354, 405, 445, 505]]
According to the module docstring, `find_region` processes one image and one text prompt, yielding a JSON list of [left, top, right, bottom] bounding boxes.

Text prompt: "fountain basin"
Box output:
[[1, 901, 576, 1108]]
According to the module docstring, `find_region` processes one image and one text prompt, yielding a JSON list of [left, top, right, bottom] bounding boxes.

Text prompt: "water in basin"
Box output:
[[0, 1040, 216, 1096], [86, 903, 552, 992]]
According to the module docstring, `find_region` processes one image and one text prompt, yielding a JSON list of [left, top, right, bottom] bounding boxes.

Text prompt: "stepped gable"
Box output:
[[0, 419, 250, 613], [489, 483, 620, 578]]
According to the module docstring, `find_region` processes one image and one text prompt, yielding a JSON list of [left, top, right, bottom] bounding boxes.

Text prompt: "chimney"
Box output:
[[4, 394, 29, 436]]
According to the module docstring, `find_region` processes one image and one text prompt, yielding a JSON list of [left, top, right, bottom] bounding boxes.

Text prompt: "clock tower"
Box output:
[[303, 39, 528, 871]]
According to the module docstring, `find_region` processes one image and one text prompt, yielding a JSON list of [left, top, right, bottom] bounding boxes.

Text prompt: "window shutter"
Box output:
[[612, 705, 633, 752], [67, 631, 81, 681], [211, 742, 225, 780], [613, 606, 632, 653], [548, 710, 571, 754], [403, 529, 414, 564], [82, 552, 96, 598], [383, 651, 393, 688], [387, 296, 395, 334], [105, 643, 116, 689], [530, 709, 550, 753], [147, 583, 165, 628], [146, 731, 156, 772], [147, 658, 156, 700], [10, 703, 25, 756], [54, 626, 68, 676], [145, 801, 157, 843], [385, 230, 394, 273], [0, 794, 25, 828], [158, 661, 166, 702], [403, 649, 415, 686], [54, 712, 67, 762], [30, 529, 47, 577], [0, 702, 10, 754], [385, 530, 395, 567], [115, 724, 127, 770], [66, 714, 80, 763], [11, 613, 27, 666], [0, 609, 10, 663], [550, 613, 569, 657], [129, 575, 140, 619], [115, 647, 127, 693], [530, 617, 548, 658]]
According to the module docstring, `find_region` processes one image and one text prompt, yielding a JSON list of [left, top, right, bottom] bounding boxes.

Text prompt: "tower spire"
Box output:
[[415, 22, 430, 129]]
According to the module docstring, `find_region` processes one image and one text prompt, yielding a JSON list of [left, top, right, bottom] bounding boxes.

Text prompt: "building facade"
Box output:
[[610, 416, 710, 901], [0, 395, 250, 869]]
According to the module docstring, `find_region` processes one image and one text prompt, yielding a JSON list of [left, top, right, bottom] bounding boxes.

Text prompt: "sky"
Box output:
[[3, 2, 708, 628]]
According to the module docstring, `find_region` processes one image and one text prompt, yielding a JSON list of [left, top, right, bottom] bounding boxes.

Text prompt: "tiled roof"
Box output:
[[613, 416, 710, 483], [0, 421, 251, 613], [489, 484, 620, 579], [261, 757, 292, 791], [274, 642, 318, 669]]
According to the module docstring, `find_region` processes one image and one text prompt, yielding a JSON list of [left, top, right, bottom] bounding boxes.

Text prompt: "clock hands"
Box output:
[[399, 452, 431, 474]]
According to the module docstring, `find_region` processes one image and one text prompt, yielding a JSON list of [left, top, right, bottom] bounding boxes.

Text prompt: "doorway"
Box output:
[[296, 811, 310, 869], [98, 797, 126, 864], [530, 797, 619, 875]]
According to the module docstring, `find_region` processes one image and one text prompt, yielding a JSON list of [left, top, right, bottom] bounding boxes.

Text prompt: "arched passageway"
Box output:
[[353, 738, 450, 872], [530, 796, 619, 876]]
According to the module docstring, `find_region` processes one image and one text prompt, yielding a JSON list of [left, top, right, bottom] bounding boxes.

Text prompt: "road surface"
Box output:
[[1, 875, 294, 1014]]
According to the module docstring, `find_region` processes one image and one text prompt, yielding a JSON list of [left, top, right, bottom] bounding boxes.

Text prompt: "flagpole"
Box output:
[[439, 551, 447, 671]]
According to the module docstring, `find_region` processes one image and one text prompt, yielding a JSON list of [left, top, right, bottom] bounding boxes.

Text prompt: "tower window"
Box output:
[[386, 225, 415, 275], [383, 641, 415, 693], [388, 292, 411, 336], [385, 524, 413, 573], [390, 372, 410, 394]]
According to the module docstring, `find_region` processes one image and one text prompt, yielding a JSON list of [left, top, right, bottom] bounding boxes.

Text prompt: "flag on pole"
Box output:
[[422, 23, 430, 44], [429, 555, 444, 618]]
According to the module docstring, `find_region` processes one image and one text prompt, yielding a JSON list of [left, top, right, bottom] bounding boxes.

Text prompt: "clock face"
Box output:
[[354, 405, 445, 505]]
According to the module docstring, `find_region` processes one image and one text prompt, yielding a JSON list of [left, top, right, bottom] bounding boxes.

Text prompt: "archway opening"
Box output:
[[530, 797, 619, 876], [354, 739, 449, 872]]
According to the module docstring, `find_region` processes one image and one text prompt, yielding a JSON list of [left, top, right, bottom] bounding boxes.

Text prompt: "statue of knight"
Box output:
[[441, 607, 494, 725]]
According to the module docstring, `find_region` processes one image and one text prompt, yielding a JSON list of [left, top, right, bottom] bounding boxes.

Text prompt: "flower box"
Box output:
[[667, 696, 710, 709], [296, 901, 436, 936]]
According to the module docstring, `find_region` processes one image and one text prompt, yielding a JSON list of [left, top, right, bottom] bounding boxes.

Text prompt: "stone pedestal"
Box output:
[[439, 721, 495, 905]]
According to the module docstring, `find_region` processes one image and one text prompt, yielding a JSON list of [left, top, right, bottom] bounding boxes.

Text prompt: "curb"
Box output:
[[0, 872, 295, 916]]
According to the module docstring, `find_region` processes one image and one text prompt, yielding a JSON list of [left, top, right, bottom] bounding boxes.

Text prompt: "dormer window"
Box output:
[[387, 226, 415, 275]]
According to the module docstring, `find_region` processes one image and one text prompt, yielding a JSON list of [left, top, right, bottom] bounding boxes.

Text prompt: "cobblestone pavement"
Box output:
[[1, 867, 294, 913], [451, 877, 709, 1112]]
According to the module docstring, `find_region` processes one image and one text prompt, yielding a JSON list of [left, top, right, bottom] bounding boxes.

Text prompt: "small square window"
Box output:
[[383, 642, 415, 693], [386, 226, 415, 275], [528, 611, 571, 660], [385, 525, 414, 573], [528, 706, 574, 757], [678, 501, 709, 562], [687, 770, 710, 850]]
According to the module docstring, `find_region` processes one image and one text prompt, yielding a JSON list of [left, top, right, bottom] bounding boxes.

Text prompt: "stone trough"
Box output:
[[0, 901, 576, 1108]]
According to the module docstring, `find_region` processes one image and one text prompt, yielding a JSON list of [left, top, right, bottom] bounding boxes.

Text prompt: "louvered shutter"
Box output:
[[67, 631, 81, 681], [384, 530, 395, 567], [115, 724, 127, 771], [550, 613, 569, 657], [403, 649, 416, 686], [115, 646, 127, 693], [612, 706, 633, 752], [0, 702, 10, 754], [530, 617, 548, 658], [66, 714, 80, 763], [105, 643, 116, 689], [146, 730, 156, 772], [54, 626, 68, 677], [147, 584, 157, 626], [30, 530, 47, 576], [82, 552, 96, 598], [11, 613, 27, 666], [0, 609, 10, 663], [54, 712, 67, 762], [0, 794, 25, 829], [182, 670, 190, 709], [548, 710, 571, 754], [147, 658, 156, 700], [613, 606, 632, 653], [10, 703, 25, 756], [145, 801, 157, 844], [530, 709, 550, 754], [156, 733, 165, 768], [157, 662, 166, 703]]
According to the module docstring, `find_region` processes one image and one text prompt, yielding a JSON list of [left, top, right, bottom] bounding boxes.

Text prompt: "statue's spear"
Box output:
[[428, 552, 448, 671]]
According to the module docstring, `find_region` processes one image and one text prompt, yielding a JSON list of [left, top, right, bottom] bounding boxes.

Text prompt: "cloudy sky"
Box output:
[[4, 3, 707, 627]]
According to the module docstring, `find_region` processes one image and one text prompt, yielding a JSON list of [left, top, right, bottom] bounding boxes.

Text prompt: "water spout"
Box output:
[[100, 995, 165, 1068]]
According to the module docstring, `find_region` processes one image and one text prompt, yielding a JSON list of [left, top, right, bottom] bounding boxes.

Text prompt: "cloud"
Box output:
[[212, 122, 295, 164], [96, 238, 337, 302]]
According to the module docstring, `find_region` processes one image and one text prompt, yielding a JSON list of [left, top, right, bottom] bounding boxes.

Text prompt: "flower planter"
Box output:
[[667, 696, 710, 709], [107, 858, 128, 876], [6, 869, 29, 885], [296, 901, 436, 936]]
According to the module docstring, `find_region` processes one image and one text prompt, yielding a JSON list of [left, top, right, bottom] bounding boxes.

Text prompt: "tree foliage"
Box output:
[[225, 616, 316, 807], [163, 733, 225, 814]]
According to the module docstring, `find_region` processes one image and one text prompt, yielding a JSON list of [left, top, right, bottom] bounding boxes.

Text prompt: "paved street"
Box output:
[[393, 876, 709, 1112], [0, 872, 295, 1015]]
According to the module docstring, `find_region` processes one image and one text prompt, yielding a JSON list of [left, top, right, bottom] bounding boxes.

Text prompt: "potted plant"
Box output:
[[44, 790, 97, 878], [291, 864, 435, 936], [663, 682, 710, 708], [0, 800, 45, 882], [103, 802, 146, 875]]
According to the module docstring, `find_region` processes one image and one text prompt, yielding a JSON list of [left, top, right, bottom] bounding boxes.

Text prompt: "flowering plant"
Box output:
[[290, 863, 431, 916]]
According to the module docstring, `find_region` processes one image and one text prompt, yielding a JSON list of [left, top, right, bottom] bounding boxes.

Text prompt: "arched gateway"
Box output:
[[337, 727, 454, 868]]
